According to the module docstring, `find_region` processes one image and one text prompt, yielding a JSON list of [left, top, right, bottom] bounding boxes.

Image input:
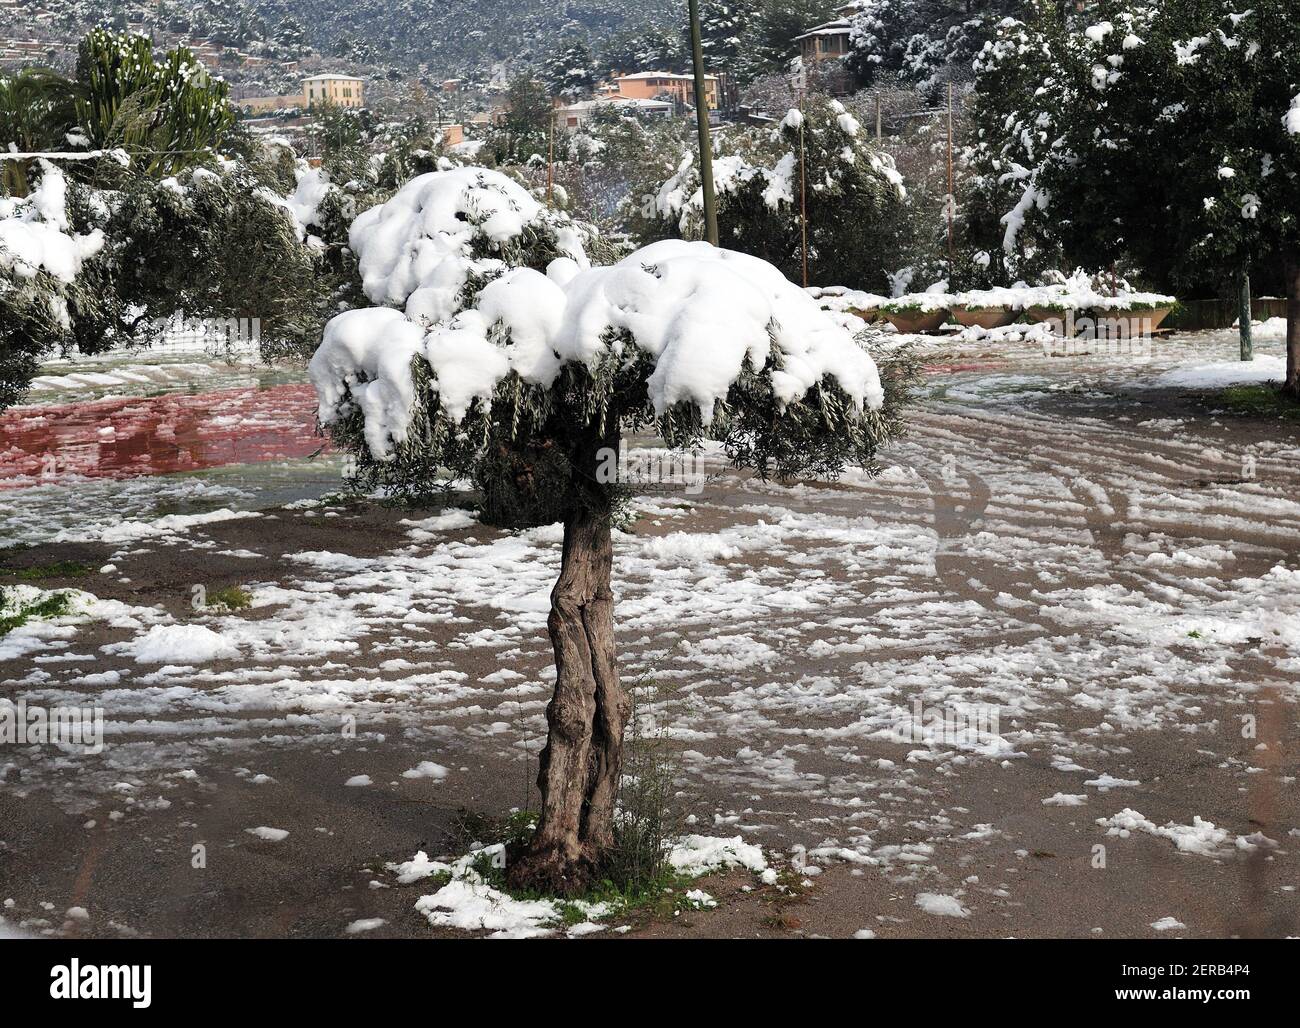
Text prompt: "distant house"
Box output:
[[555, 96, 674, 131], [607, 71, 719, 110], [302, 74, 365, 109], [239, 95, 302, 115], [794, 3, 859, 95], [795, 4, 858, 66]]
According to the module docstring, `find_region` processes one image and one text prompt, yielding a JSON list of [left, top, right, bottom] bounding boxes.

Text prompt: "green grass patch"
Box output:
[[0, 589, 74, 636], [3, 560, 92, 581], [1212, 384, 1300, 421], [208, 586, 253, 610], [451, 808, 538, 852]]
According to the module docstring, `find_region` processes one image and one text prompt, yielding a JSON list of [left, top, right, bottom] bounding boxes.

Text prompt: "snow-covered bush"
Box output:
[[309, 166, 909, 893], [0, 147, 339, 409], [0, 163, 104, 408], [100, 159, 333, 361], [644, 96, 909, 293]]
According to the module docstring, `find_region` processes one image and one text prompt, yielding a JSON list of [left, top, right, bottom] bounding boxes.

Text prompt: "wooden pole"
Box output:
[[687, 0, 719, 246]]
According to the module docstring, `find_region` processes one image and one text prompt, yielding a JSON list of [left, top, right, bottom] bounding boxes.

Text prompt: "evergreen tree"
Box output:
[[645, 97, 910, 292], [969, 0, 1300, 393], [488, 75, 554, 165], [541, 37, 598, 99], [848, 0, 1029, 98], [685, 0, 760, 77], [736, 0, 840, 83]]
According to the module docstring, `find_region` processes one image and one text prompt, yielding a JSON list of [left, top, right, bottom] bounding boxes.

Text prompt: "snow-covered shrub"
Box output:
[[643, 96, 910, 294], [91, 158, 332, 362], [0, 163, 105, 409]]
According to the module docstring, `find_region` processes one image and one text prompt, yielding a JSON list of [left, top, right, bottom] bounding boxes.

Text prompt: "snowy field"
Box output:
[[1, 322, 1297, 938]]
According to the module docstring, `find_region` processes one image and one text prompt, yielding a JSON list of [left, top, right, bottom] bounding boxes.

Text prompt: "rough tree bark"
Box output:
[[1286, 259, 1300, 399], [507, 423, 629, 896]]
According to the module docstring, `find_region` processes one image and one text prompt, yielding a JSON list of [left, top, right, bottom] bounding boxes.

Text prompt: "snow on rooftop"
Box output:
[[794, 20, 853, 41], [615, 71, 718, 82]]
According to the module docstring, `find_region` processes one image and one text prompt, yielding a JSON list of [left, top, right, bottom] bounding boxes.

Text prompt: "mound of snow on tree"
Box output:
[[0, 164, 104, 284], [347, 166, 589, 325], [312, 221, 884, 458]]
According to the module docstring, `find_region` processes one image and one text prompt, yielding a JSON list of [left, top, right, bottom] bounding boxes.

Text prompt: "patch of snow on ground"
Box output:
[[915, 893, 970, 917], [1152, 355, 1284, 389], [667, 835, 768, 875]]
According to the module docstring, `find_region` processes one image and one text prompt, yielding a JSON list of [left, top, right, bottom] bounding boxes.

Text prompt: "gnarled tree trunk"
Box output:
[[507, 425, 628, 896], [1286, 259, 1300, 399]]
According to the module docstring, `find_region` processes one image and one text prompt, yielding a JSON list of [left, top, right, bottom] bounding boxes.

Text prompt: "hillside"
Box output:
[[2, 0, 683, 78]]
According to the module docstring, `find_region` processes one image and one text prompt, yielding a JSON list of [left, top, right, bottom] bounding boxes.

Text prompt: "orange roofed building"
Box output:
[[605, 71, 719, 110]]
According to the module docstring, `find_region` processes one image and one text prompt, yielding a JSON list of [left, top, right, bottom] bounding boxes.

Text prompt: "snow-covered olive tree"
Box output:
[[310, 167, 907, 892], [969, 0, 1300, 392]]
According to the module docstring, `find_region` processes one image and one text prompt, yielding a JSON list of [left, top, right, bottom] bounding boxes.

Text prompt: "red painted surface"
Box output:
[[0, 384, 328, 490]]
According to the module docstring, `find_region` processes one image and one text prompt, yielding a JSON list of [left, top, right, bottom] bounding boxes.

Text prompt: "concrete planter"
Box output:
[[883, 308, 949, 334], [952, 305, 1017, 329], [1025, 305, 1072, 324], [1090, 306, 1173, 334]]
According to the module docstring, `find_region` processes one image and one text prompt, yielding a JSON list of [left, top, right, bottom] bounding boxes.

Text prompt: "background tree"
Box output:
[[849, 0, 1029, 99], [74, 29, 236, 178], [735, 0, 840, 84], [684, 0, 759, 80], [0, 69, 78, 195], [644, 97, 910, 292], [598, 24, 687, 75], [488, 75, 553, 165], [541, 37, 598, 99], [565, 106, 694, 234], [310, 167, 911, 891], [970, 0, 1300, 392]]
